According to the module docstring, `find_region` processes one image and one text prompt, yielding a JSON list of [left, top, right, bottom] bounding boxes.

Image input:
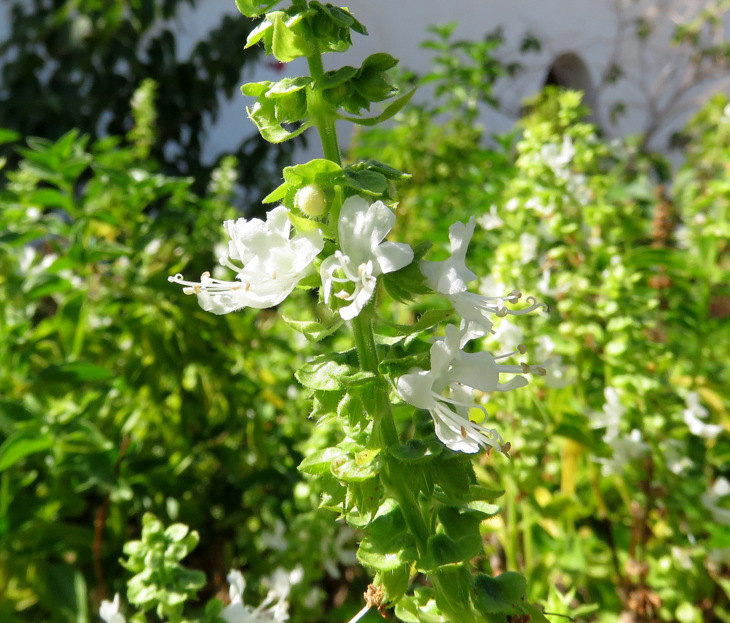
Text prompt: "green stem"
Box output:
[[350, 313, 429, 551], [305, 47, 342, 166], [504, 474, 518, 571], [301, 32, 429, 552], [299, 23, 477, 620]]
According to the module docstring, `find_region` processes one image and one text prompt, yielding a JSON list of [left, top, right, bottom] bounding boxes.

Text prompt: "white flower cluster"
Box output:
[[169, 197, 411, 319], [99, 567, 300, 623], [683, 391, 723, 440], [590, 387, 649, 476], [169, 206, 324, 314], [220, 567, 300, 623], [171, 202, 547, 455], [320, 196, 413, 320], [398, 217, 547, 454]]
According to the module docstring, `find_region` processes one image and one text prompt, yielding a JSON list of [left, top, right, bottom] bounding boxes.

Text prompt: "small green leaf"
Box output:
[[375, 565, 412, 605], [0, 129, 20, 145], [37, 362, 112, 383], [468, 485, 505, 501], [394, 587, 444, 623], [235, 0, 281, 17], [331, 451, 383, 482], [282, 315, 343, 342], [296, 352, 359, 391], [344, 169, 388, 195], [418, 534, 468, 571], [0, 432, 55, 471], [298, 447, 346, 475], [357, 502, 418, 571], [389, 438, 444, 463], [340, 88, 416, 126], [318, 66, 358, 89], [271, 13, 314, 62], [473, 572, 527, 614]]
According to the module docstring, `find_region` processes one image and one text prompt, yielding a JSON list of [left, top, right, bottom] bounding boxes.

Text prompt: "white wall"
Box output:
[[169, 0, 706, 164], [2, 1, 723, 162]]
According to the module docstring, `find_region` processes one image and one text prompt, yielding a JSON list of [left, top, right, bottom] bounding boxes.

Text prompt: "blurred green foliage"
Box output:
[[0, 0, 294, 197], [1, 16, 730, 623], [0, 92, 363, 621]]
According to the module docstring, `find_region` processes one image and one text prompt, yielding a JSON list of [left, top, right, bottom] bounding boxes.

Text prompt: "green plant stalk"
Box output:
[[504, 473, 518, 571], [351, 312, 430, 552], [299, 20, 485, 618], [300, 33, 431, 554]]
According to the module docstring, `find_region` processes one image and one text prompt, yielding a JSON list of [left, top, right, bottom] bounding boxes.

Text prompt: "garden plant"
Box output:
[[0, 1, 728, 623]]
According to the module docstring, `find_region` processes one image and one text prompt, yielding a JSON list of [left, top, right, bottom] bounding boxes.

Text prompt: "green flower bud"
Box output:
[[295, 184, 328, 217]]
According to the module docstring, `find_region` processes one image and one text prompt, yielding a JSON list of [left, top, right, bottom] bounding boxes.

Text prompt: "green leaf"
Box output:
[[468, 486, 505, 502], [318, 66, 358, 90], [298, 447, 346, 475], [283, 158, 343, 185], [37, 362, 112, 383], [234, 0, 281, 17], [0, 128, 20, 145], [26, 188, 74, 211], [375, 565, 411, 605], [418, 534, 475, 571], [23, 274, 76, 299], [394, 587, 445, 623], [432, 455, 474, 504], [473, 572, 527, 614], [264, 158, 344, 203], [343, 169, 388, 195], [389, 438, 444, 463], [381, 309, 454, 335], [0, 401, 35, 435], [271, 13, 314, 62], [346, 476, 382, 528], [340, 88, 416, 126], [330, 450, 383, 482], [295, 352, 358, 391], [357, 502, 418, 572], [0, 432, 55, 471], [282, 315, 343, 342]]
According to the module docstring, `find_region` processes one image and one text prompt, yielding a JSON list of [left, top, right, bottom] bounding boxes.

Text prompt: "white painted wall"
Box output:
[[2, 1, 724, 162], [168, 0, 721, 164]]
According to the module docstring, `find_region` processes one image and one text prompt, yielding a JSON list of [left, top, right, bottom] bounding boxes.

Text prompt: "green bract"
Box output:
[[235, 0, 283, 17], [245, 3, 366, 61], [242, 77, 312, 142]]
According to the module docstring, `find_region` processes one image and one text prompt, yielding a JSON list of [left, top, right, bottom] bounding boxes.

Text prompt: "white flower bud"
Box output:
[[295, 184, 327, 217]]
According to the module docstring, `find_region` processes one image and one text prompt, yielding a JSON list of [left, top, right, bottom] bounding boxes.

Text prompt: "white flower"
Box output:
[[221, 568, 295, 623], [260, 519, 288, 552], [99, 594, 126, 623], [320, 525, 357, 579], [491, 319, 524, 352], [597, 429, 649, 476], [421, 217, 546, 340], [701, 478, 730, 526], [397, 325, 545, 454], [663, 440, 693, 475], [541, 136, 575, 175], [519, 232, 538, 265], [169, 206, 324, 314], [477, 205, 503, 230], [536, 269, 557, 297], [591, 387, 625, 442], [683, 391, 723, 440], [320, 196, 413, 320], [535, 335, 571, 389]]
